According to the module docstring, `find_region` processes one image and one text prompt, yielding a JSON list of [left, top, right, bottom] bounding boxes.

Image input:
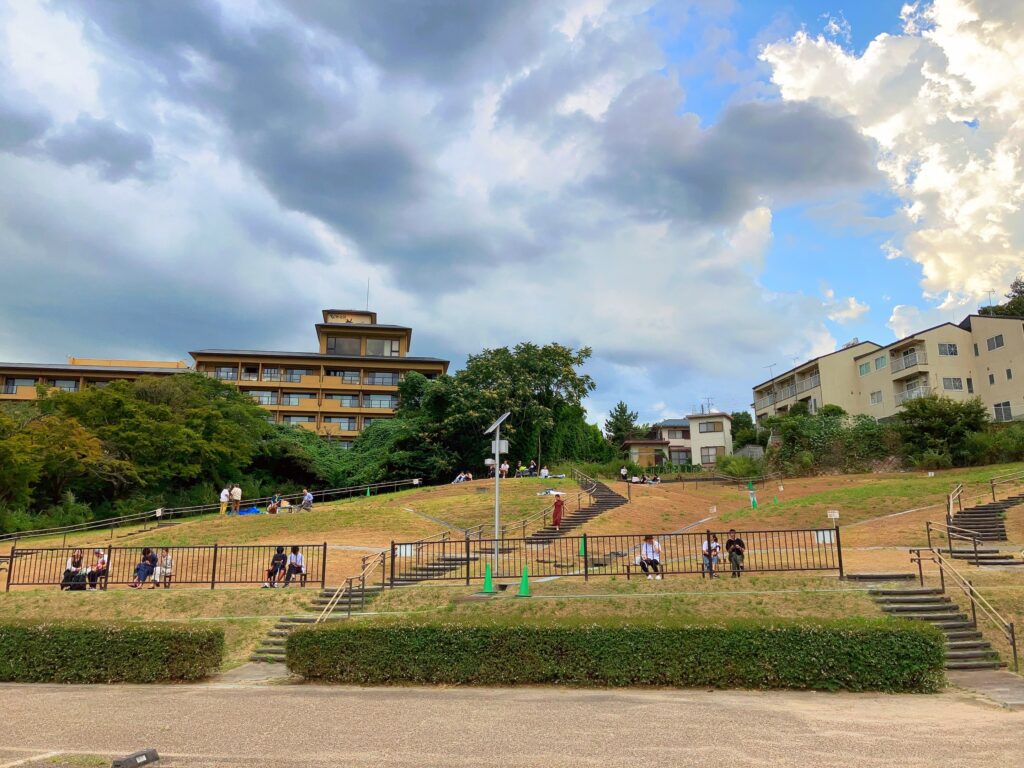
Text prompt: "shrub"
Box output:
[[288, 618, 943, 693], [0, 621, 224, 683], [715, 454, 764, 477]]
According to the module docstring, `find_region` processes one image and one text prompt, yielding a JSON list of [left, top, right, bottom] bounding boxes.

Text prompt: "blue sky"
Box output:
[[0, 0, 1018, 427]]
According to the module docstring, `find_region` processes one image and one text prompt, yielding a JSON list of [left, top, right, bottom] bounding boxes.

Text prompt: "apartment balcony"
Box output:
[[276, 398, 320, 411], [0, 385, 38, 400], [895, 386, 932, 406], [321, 422, 359, 437], [753, 374, 819, 412], [891, 350, 928, 378], [320, 398, 360, 412], [279, 374, 323, 388], [754, 392, 776, 411]]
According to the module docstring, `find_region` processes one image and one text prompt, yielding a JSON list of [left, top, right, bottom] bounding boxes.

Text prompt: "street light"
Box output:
[[484, 412, 511, 567]]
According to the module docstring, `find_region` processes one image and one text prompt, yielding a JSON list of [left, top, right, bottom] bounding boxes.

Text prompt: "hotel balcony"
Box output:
[[0, 384, 38, 400], [891, 350, 928, 378], [321, 422, 359, 437], [895, 385, 932, 406], [278, 374, 323, 388]]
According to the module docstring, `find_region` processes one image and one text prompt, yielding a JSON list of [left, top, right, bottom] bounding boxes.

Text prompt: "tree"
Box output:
[[895, 395, 989, 466], [979, 275, 1024, 317], [818, 404, 847, 418], [603, 401, 643, 452], [730, 411, 758, 450]]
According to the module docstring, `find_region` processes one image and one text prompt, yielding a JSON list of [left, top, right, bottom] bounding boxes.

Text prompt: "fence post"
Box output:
[[5, 544, 14, 592], [321, 542, 328, 588], [389, 540, 396, 588], [105, 544, 113, 591], [582, 534, 589, 582], [210, 544, 219, 590], [968, 579, 977, 627], [912, 549, 924, 587], [973, 536, 979, 566], [991, 479, 996, 503], [1011, 622, 1018, 673], [926, 522, 932, 552], [834, 524, 844, 580], [465, 535, 470, 586]]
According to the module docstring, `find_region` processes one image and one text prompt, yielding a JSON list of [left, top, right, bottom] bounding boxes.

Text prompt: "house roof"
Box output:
[[623, 439, 670, 446], [189, 350, 448, 364], [654, 418, 690, 427], [752, 340, 881, 390], [686, 412, 732, 421], [852, 321, 965, 359]]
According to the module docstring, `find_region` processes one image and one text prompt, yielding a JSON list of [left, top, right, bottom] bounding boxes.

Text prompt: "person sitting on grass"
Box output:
[[451, 471, 466, 484], [87, 548, 108, 591], [725, 529, 746, 578], [267, 492, 282, 515], [300, 489, 314, 511], [131, 547, 158, 588], [152, 547, 173, 589], [283, 545, 305, 586], [263, 546, 287, 588], [702, 535, 721, 579], [639, 534, 662, 580], [539, 465, 550, 478], [61, 548, 87, 590]]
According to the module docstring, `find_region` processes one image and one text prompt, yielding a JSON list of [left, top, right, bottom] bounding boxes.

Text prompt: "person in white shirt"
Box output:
[[219, 487, 230, 515], [499, 461, 509, 478], [620, 466, 628, 482], [284, 546, 305, 586], [702, 534, 721, 579], [539, 466, 550, 478], [639, 535, 662, 580], [229, 484, 242, 514]]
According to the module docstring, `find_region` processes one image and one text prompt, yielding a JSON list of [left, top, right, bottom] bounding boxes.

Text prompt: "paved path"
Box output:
[[2, 683, 1022, 767], [948, 668, 1024, 708]]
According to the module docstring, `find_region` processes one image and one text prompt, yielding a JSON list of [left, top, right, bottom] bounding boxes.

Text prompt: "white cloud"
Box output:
[[762, 0, 1024, 311]]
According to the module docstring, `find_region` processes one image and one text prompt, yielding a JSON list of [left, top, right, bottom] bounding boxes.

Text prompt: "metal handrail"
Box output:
[[316, 551, 386, 623], [925, 520, 987, 563], [0, 478, 423, 544], [990, 469, 1024, 501], [947, 483, 964, 519], [910, 546, 1018, 671]]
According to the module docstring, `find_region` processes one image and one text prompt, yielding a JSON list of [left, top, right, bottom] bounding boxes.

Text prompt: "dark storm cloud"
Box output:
[[0, 100, 50, 152], [43, 115, 153, 181]]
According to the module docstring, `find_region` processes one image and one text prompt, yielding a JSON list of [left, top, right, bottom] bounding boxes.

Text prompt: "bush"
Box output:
[[288, 618, 944, 692], [0, 621, 224, 683], [715, 454, 764, 477]]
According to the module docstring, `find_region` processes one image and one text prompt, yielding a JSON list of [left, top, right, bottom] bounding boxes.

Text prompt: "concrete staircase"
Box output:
[[937, 546, 1024, 567], [249, 583, 382, 663], [869, 585, 1004, 671], [524, 482, 627, 543], [949, 494, 1024, 541]]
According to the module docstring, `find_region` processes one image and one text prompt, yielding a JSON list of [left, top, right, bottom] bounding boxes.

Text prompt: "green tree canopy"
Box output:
[[603, 401, 644, 452], [979, 275, 1024, 317], [895, 395, 989, 466]]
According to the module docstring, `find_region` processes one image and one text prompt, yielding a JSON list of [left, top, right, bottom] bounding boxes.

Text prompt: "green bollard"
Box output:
[[481, 562, 496, 594], [516, 565, 530, 598]]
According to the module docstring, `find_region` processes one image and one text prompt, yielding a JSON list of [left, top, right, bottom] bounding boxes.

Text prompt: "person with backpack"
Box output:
[[263, 546, 288, 588]]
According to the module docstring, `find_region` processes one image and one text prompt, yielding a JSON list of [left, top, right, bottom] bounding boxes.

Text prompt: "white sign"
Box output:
[[927, 471, 935, 477], [491, 439, 509, 454], [395, 544, 414, 557], [778, 485, 784, 492], [709, 505, 717, 514], [827, 510, 840, 520], [816, 530, 835, 544]]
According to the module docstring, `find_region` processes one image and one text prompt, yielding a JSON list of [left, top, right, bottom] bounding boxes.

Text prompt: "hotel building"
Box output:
[[0, 309, 449, 445], [752, 314, 1024, 424]]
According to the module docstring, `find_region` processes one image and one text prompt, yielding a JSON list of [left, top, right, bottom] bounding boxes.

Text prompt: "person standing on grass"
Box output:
[[639, 534, 662, 580], [725, 529, 746, 578], [230, 483, 242, 514], [552, 495, 565, 531], [620, 466, 628, 483], [702, 534, 721, 578], [219, 486, 230, 515]]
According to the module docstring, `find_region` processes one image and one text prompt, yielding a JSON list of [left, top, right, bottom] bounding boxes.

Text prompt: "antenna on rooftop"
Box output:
[[986, 289, 995, 308], [703, 396, 714, 414]]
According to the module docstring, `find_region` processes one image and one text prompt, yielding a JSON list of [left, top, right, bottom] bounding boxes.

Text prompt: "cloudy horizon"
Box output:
[[1, 0, 1020, 425]]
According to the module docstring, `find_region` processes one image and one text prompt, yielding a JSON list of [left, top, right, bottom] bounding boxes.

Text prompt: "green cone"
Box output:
[[481, 562, 496, 594], [516, 565, 530, 598]]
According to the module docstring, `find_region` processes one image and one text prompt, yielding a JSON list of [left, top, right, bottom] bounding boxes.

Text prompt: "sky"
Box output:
[[0, 0, 1022, 427]]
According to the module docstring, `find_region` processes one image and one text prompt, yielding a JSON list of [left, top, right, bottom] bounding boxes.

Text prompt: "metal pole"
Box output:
[[210, 543, 218, 590], [389, 540, 396, 588], [582, 534, 589, 582], [991, 480, 996, 503], [1010, 622, 1018, 673], [835, 524, 844, 580], [5, 544, 14, 592], [465, 535, 470, 586], [968, 579, 977, 626], [321, 542, 328, 588], [494, 422, 501, 568]]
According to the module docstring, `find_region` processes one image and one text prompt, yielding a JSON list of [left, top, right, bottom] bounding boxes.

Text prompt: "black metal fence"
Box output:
[[391, 527, 843, 584], [5, 543, 327, 590]]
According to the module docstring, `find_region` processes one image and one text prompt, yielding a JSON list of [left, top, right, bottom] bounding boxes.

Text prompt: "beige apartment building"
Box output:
[[753, 314, 1024, 424], [0, 309, 449, 445]]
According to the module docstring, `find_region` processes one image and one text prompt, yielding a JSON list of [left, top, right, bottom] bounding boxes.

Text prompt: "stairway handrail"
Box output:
[[316, 551, 386, 624], [910, 545, 1018, 671], [0, 478, 423, 544], [924, 520, 989, 561], [947, 483, 965, 518]]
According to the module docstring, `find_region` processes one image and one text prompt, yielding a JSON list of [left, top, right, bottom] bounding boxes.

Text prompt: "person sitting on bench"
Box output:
[[702, 535, 721, 578], [283, 546, 305, 586], [87, 549, 108, 590], [61, 549, 87, 590], [263, 546, 287, 588], [131, 548, 157, 588], [639, 535, 662, 580], [152, 547, 173, 589], [725, 529, 745, 578]]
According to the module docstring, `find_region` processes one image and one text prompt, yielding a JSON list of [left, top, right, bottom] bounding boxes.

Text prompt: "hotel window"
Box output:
[[364, 371, 400, 386], [213, 366, 237, 381], [938, 343, 958, 356], [282, 415, 315, 424], [942, 377, 964, 391], [262, 368, 281, 381], [326, 337, 361, 356], [325, 393, 359, 407], [989, 373, 996, 385], [1008, 369, 1014, 381], [240, 366, 259, 381], [874, 355, 887, 369], [246, 390, 277, 405], [365, 338, 401, 357], [994, 401, 1013, 422], [365, 393, 397, 409], [323, 416, 356, 430], [858, 362, 871, 375], [698, 421, 724, 433], [283, 368, 314, 383], [325, 369, 359, 384], [870, 391, 883, 406], [967, 378, 974, 394], [51, 379, 79, 392], [700, 446, 725, 464], [281, 392, 316, 406], [666, 429, 686, 439], [987, 334, 1005, 351]]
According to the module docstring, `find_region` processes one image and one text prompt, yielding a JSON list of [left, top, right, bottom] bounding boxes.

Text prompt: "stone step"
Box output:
[[945, 660, 1005, 670], [874, 594, 952, 604], [880, 604, 958, 614], [900, 612, 969, 622], [929, 619, 975, 630], [945, 640, 992, 650], [868, 587, 942, 596], [945, 629, 984, 640], [945, 649, 1000, 660], [845, 572, 917, 582]]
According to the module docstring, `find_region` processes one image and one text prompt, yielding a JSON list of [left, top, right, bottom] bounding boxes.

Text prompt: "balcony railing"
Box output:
[[895, 386, 931, 405], [891, 350, 928, 373], [754, 374, 819, 410]]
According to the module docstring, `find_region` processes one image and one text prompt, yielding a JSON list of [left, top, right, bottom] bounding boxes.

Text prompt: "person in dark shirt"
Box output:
[[263, 546, 287, 588], [725, 529, 746, 578]]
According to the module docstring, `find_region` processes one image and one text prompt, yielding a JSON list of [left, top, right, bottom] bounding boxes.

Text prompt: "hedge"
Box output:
[[0, 621, 224, 683], [287, 618, 944, 692]]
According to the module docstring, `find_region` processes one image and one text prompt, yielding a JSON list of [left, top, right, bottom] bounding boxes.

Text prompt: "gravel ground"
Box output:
[[2, 682, 1021, 768]]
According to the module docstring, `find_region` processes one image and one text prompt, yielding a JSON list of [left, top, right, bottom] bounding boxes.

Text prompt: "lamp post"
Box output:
[[484, 412, 511, 568]]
